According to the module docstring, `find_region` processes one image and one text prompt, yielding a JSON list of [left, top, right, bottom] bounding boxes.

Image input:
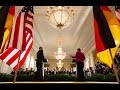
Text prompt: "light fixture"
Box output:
[[46, 6, 74, 29], [55, 47, 66, 60], [56, 60, 64, 70]]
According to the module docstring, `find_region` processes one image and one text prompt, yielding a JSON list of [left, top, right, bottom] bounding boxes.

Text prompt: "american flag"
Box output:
[[115, 6, 120, 23], [0, 6, 34, 71]]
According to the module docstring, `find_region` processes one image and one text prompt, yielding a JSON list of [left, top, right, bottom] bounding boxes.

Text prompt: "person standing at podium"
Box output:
[[36, 46, 45, 80], [70, 48, 85, 81]]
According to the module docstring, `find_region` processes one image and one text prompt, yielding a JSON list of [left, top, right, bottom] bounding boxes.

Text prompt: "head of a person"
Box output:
[[77, 48, 81, 52], [39, 46, 43, 50]]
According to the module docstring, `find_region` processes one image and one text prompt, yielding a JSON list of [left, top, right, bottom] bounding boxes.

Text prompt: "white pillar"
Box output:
[[24, 53, 31, 70], [84, 57, 89, 70], [43, 63, 44, 77], [89, 52, 95, 69], [34, 60, 36, 72], [30, 56, 35, 69], [88, 54, 91, 67], [0, 61, 6, 73], [0, 61, 12, 74], [0, 60, 2, 72], [75, 64, 77, 76], [32, 56, 36, 71], [28, 55, 31, 70]]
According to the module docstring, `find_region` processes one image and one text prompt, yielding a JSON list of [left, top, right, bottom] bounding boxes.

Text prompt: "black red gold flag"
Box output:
[[93, 6, 120, 68], [0, 6, 9, 49]]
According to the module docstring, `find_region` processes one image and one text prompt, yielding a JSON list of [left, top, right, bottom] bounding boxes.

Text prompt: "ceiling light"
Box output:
[[46, 6, 74, 29], [55, 47, 66, 60]]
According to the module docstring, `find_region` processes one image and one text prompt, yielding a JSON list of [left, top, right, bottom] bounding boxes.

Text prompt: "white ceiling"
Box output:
[[26, 6, 115, 60]]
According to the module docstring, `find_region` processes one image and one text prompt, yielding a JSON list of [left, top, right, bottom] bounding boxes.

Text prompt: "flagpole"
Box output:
[[13, 50, 22, 84], [109, 48, 120, 83]]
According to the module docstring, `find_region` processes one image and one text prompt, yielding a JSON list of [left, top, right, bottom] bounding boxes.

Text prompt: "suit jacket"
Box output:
[[72, 51, 85, 63], [36, 49, 44, 64]]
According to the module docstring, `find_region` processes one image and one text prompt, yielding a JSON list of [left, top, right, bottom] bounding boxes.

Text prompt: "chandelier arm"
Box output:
[[47, 14, 56, 27], [60, 7, 63, 24], [49, 19, 58, 27], [62, 10, 72, 26], [63, 13, 70, 26], [53, 11, 59, 25]]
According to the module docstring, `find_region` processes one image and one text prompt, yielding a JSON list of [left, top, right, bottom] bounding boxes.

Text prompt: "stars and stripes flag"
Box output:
[[115, 6, 120, 23], [0, 6, 34, 71]]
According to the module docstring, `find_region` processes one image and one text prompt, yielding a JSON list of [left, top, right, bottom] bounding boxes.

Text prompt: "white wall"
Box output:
[[23, 53, 36, 71], [84, 51, 95, 70]]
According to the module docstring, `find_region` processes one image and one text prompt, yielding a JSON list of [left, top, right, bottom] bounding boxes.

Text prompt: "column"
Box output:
[[89, 52, 95, 69], [0, 60, 2, 72], [75, 63, 77, 76], [84, 56, 89, 70], [28, 55, 31, 70], [0, 61, 10, 74], [34, 60, 37, 72], [23, 53, 31, 70], [42, 63, 44, 77], [30, 56, 35, 71], [0, 61, 6, 73]]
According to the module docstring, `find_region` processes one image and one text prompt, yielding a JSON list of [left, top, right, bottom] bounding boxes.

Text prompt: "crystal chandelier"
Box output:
[[55, 47, 66, 60], [46, 6, 74, 29], [57, 60, 64, 70]]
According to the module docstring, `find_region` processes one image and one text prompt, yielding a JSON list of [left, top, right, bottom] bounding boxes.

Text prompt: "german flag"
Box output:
[[0, 6, 9, 51], [93, 6, 120, 68], [0, 6, 15, 53]]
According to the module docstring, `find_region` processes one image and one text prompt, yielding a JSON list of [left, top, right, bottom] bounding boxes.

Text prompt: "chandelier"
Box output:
[[55, 47, 66, 60], [57, 60, 64, 70], [46, 6, 74, 29]]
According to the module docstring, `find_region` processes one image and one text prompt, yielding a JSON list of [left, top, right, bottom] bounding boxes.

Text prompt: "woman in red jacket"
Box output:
[[71, 48, 85, 81]]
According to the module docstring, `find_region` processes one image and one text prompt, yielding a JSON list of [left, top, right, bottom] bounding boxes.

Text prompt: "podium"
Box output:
[[42, 62, 49, 77]]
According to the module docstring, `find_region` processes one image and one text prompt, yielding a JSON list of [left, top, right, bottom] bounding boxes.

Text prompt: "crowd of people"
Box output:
[[11, 68, 34, 76], [11, 61, 118, 76], [44, 69, 76, 76], [10, 61, 116, 78], [114, 53, 120, 67], [84, 62, 113, 77]]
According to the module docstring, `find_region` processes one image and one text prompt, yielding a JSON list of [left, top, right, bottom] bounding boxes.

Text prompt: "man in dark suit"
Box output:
[[36, 46, 44, 80]]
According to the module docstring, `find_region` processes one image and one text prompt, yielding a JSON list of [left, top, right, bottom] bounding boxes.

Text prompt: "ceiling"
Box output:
[[24, 6, 115, 60]]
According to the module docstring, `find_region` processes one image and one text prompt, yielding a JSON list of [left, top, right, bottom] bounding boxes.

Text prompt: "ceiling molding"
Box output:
[[34, 18, 48, 55], [72, 7, 93, 52], [73, 6, 92, 37]]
